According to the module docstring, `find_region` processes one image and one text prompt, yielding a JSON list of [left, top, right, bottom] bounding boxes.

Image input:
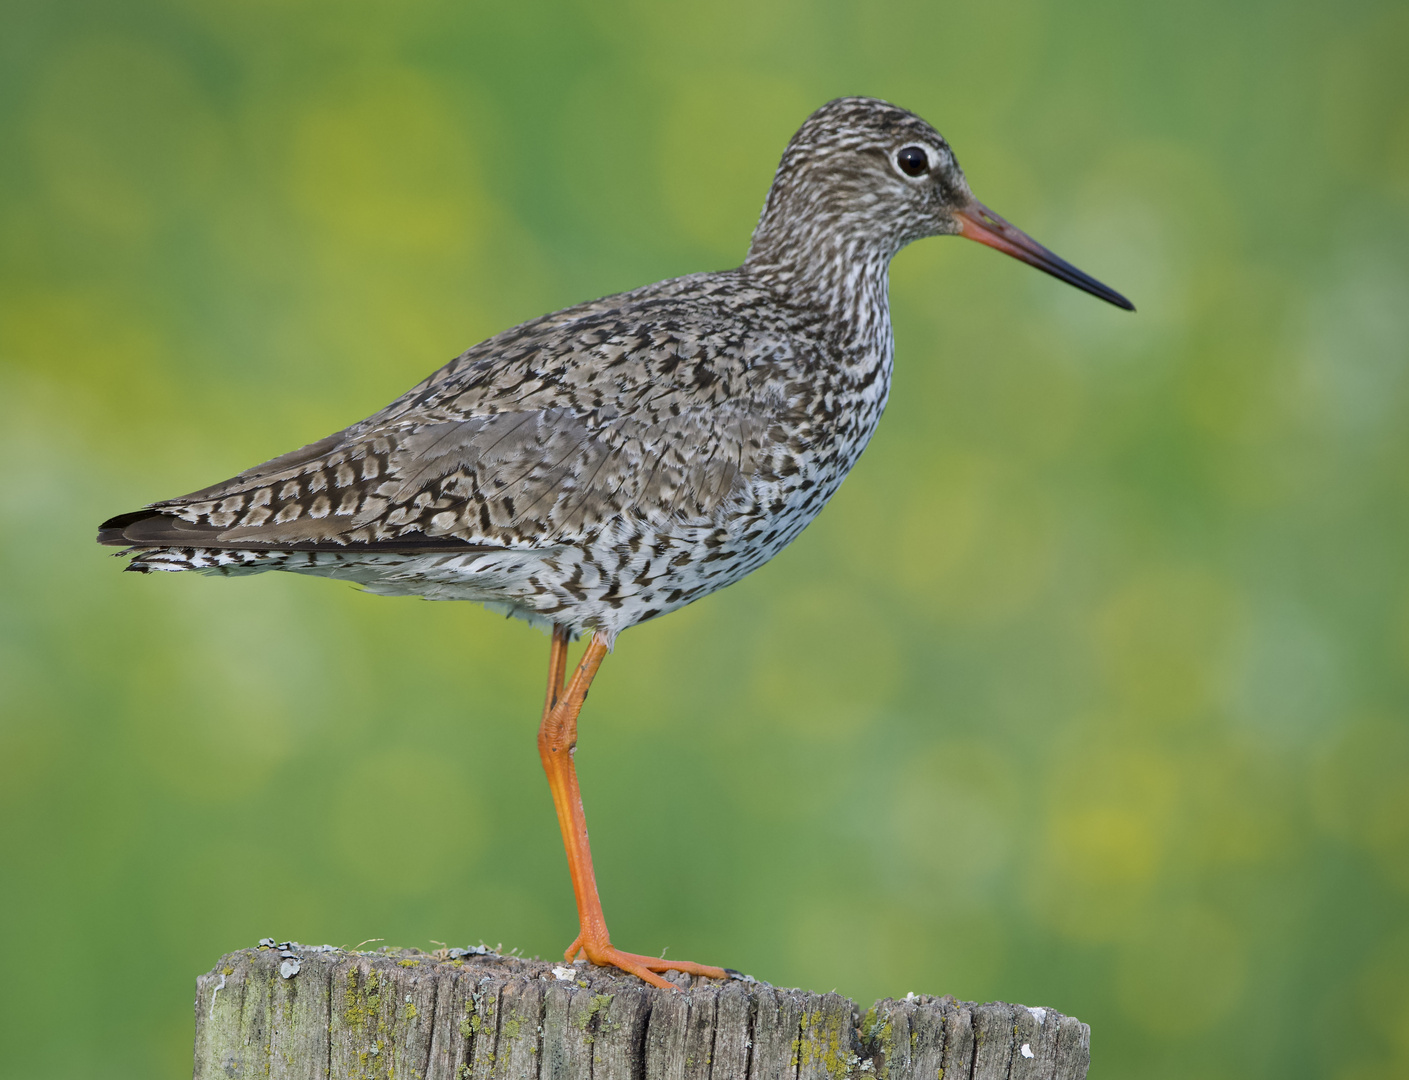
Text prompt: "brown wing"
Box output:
[[99, 285, 789, 553], [100, 402, 771, 552]]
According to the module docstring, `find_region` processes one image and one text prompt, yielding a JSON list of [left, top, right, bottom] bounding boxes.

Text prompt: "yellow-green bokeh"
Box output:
[[2, 2, 1408, 1077]]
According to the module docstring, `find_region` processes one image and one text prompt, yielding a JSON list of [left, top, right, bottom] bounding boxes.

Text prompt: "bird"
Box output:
[[98, 96, 1132, 990]]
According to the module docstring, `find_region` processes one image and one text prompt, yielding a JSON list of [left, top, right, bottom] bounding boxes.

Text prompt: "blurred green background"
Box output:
[[2, 0, 1408, 1076]]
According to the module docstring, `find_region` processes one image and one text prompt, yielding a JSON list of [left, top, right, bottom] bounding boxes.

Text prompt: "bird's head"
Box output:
[[746, 96, 1134, 311]]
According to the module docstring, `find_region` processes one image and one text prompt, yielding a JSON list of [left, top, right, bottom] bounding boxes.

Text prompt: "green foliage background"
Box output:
[[3, 1, 1408, 1076]]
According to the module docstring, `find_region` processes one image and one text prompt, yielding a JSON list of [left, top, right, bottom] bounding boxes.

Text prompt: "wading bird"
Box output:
[[99, 97, 1132, 988]]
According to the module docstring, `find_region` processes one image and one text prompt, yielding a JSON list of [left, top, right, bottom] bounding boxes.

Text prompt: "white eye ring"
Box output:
[[894, 145, 932, 179]]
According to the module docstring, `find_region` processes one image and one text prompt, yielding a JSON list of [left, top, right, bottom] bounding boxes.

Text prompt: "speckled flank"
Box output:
[[99, 97, 971, 644]]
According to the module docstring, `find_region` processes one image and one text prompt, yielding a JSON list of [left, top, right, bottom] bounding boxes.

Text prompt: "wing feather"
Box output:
[[99, 277, 798, 554]]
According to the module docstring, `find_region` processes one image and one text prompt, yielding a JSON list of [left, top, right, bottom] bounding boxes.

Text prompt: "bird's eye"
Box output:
[[896, 146, 929, 177]]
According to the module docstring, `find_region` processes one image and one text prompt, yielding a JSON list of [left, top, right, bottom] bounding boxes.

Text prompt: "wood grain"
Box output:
[[194, 943, 1090, 1080]]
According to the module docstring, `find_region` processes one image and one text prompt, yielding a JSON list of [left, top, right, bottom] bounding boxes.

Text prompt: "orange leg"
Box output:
[[538, 625, 729, 991]]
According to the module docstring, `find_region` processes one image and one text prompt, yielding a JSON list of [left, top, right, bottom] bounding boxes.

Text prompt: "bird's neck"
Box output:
[[743, 233, 896, 355], [742, 180, 900, 352]]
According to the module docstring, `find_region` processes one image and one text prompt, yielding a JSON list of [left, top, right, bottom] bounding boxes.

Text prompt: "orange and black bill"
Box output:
[[956, 202, 1135, 311]]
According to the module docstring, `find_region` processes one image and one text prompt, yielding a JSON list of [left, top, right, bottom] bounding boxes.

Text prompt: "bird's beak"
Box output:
[[955, 201, 1135, 311]]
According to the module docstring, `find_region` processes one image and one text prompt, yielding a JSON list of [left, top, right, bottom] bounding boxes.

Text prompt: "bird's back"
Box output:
[[99, 264, 894, 638]]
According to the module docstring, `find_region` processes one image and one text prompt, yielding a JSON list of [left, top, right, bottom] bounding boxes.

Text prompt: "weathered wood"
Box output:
[[195, 941, 1091, 1080]]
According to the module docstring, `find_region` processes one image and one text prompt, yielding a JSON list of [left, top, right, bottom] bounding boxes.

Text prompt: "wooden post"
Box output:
[[194, 941, 1091, 1080]]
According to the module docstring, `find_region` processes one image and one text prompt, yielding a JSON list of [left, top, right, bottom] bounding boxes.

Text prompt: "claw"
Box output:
[[578, 946, 728, 992], [563, 932, 583, 963]]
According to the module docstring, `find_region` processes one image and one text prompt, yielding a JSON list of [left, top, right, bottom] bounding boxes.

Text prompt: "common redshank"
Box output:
[[98, 97, 1132, 989]]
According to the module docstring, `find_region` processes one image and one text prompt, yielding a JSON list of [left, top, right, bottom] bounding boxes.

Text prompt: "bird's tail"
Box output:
[[110, 545, 290, 575]]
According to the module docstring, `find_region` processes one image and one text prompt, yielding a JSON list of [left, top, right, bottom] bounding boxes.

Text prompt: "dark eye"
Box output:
[[896, 146, 929, 177]]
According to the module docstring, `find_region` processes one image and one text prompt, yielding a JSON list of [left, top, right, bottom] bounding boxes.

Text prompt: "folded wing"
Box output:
[[100, 291, 783, 554]]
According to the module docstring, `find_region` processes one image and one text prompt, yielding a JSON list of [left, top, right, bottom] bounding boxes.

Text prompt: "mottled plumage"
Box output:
[[101, 98, 1129, 647], [98, 96, 1131, 988]]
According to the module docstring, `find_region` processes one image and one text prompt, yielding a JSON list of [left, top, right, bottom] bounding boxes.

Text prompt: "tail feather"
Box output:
[[97, 509, 492, 553], [114, 545, 293, 575]]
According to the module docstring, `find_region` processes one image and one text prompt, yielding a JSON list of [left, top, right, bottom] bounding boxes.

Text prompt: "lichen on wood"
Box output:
[[194, 942, 1090, 1080]]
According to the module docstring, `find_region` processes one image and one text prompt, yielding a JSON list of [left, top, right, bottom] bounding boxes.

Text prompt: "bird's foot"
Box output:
[[564, 933, 728, 991]]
